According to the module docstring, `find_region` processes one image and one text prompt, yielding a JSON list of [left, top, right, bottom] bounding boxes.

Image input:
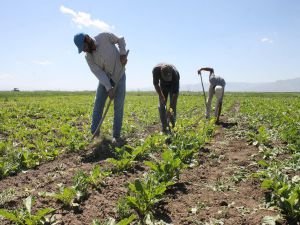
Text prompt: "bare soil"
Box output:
[[0, 105, 287, 225]]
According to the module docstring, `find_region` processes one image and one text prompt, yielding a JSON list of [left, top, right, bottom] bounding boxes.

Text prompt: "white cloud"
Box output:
[[32, 60, 53, 65], [261, 37, 273, 44], [60, 5, 114, 32]]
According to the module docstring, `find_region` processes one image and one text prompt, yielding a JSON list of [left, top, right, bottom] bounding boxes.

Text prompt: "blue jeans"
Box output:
[[91, 74, 126, 138]]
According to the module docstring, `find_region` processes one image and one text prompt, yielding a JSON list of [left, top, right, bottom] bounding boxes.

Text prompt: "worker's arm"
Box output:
[[85, 54, 116, 99], [197, 67, 214, 75], [153, 67, 166, 105], [85, 54, 112, 91], [154, 84, 166, 105], [106, 32, 127, 56], [171, 69, 180, 106]]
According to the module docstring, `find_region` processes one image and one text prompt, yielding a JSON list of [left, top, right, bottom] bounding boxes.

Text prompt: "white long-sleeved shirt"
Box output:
[[85, 33, 126, 91]]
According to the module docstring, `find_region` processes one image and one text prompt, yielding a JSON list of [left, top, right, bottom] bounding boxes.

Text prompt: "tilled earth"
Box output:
[[0, 108, 286, 225]]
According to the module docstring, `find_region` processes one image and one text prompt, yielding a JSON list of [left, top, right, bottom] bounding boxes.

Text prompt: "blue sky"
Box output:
[[0, 0, 299, 91]]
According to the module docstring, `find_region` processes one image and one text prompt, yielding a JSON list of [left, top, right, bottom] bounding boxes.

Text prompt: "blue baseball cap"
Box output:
[[73, 33, 86, 53]]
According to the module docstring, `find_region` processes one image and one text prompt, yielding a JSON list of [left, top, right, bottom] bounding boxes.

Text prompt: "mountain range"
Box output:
[[152, 77, 300, 92]]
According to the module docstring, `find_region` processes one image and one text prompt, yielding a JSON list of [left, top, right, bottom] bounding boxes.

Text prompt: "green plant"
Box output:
[[145, 149, 182, 184], [107, 146, 141, 173], [230, 167, 249, 184], [19, 148, 41, 169], [92, 214, 136, 225], [49, 167, 110, 208], [73, 170, 89, 200], [87, 165, 111, 189], [50, 186, 77, 207], [125, 175, 169, 219], [248, 125, 270, 146], [116, 197, 132, 219], [261, 172, 300, 222], [0, 195, 55, 225], [0, 188, 15, 206], [212, 177, 232, 192]]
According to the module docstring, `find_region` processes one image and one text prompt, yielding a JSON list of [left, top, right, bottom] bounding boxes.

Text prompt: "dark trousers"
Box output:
[[158, 85, 177, 132]]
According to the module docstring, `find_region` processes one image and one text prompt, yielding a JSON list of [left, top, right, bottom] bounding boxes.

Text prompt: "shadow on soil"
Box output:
[[81, 139, 116, 163], [165, 182, 188, 197], [216, 121, 238, 128], [153, 202, 173, 224]]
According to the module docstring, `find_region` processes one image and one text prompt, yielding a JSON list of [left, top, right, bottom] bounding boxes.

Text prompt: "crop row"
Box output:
[[234, 93, 300, 223]]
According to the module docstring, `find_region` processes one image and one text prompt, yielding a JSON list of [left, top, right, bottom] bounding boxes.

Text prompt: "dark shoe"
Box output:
[[162, 128, 171, 135], [112, 137, 126, 147]]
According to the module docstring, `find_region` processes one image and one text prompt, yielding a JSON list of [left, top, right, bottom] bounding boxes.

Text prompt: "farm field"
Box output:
[[0, 91, 299, 225]]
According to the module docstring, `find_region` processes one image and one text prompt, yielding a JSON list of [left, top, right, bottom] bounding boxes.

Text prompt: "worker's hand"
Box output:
[[120, 54, 128, 66], [108, 87, 115, 99]]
